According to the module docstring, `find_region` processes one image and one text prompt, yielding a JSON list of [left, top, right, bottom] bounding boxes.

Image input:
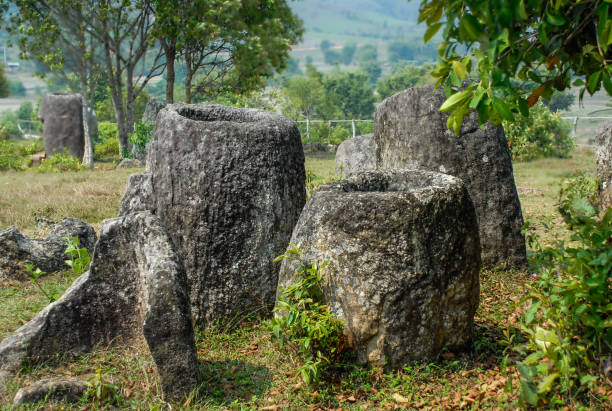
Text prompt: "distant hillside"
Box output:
[[288, 0, 430, 72]]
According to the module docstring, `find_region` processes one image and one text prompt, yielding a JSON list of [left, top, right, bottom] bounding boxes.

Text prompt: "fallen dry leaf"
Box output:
[[392, 393, 409, 404]]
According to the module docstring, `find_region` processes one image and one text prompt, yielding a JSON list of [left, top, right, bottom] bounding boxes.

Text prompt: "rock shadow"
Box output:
[[195, 359, 271, 406]]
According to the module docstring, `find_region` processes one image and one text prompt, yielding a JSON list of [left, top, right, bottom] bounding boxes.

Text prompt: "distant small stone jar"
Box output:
[[277, 169, 481, 369], [120, 104, 306, 327], [38, 93, 84, 159]]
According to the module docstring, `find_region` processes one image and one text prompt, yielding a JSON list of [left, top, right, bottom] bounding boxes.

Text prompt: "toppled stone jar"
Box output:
[[120, 104, 306, 327], [277, 169, 481, 369]]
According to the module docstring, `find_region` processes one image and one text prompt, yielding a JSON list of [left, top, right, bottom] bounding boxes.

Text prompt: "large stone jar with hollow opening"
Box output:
[[277, 169, 481, 369], [120, 104, 306, 327]]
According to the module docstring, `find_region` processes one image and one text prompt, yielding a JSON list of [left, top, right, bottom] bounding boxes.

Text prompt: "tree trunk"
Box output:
[[185, 70, 193, 104], [80, 77, 94, 169], [164, 44, 176, 104]]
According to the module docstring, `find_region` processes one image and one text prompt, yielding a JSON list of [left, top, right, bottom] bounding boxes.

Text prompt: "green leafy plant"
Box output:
[[269, 244, 345, 384], [0, 139, 27, 171], [24, 264, 57, 303], [86, 368, 120, 405], [127, 119, 154, 158], [503, 102, 575, 161], [36, 151, 84, 173], [517, 180, 611, 407], [64, 235, 91, 275], [93, 137, 119, 161]]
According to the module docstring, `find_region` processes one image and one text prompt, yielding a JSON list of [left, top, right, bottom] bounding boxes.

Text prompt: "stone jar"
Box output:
[[277, 169, 481, 369]]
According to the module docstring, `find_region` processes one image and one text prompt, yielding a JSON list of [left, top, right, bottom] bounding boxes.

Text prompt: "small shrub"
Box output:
[[97, 121, 118, 142], [503, 102, 575, 161], [24, 264, 57, 303], [0, 139, 26, 170], [269, 244, 345, 384], [18, 139, 44, 156], [37, 151, 83, 173], [517, 176, 611, 407], [64, 235, 91, 275], [94, 137, 119, 161], [128, 119, 154, 157]]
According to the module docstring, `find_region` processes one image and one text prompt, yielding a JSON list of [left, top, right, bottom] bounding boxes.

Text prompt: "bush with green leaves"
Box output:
[[94, 122, 119, 160], [0, 139, 27, 170], [128, 119, 154, 158], [269, 244, 345, 384], [36, 151, 84, 173], [64, 235, 91, 275], [517, 176, 611, 408], [503, 102, 574, 161]]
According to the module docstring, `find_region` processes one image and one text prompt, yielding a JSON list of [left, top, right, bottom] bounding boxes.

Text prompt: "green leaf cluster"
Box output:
[[269, 244, 345, 384], [418, 0, 612, 133], [518, 177, 611, 407], [64, 235, 91, 276], [127, 120, 154, 158], [36, 151, 84, 173]]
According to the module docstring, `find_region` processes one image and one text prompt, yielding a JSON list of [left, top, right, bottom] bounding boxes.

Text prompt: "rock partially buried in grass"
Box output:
[[374, 85, 527, 268], [334, 133, 375, 177], [12, 377, 88, 406], [277, 169, 481, 369], [0, 218, 96, 280], [0, 212, 199, 400], [120, 103, 306, 328]]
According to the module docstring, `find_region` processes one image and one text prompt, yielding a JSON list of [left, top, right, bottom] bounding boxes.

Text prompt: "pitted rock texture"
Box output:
[[277, 169, 481, 369], [13, 377, 88, 405], [374, 85, 526, 268], [0, 218, 96, 280], [38, 93, 84, 159], [335, 133, 375, 177], [142, 98, 166, 123], [0, 212, 198, 400], [120, 104, 306, 327], [596, 122, 612, 211]]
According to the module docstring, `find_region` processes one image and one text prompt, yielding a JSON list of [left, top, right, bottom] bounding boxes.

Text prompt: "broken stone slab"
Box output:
[[115, 158, 144, 169], [120, 103, 306, 327], [374, 84, 526, 268], [0, 218, 97, 280], [0, 211, 199, 400], [277, 169, 481, 369], [334, 133, 375, 177], [38, 93, 84, 159], [596, 122, 612, 211], [13, 377, 88, 406]]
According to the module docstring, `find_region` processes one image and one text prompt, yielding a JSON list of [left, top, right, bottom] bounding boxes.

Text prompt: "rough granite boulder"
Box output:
[[0, 218, 97, 280], [120, 104, 306, 327], [38, 93, 84, 159], [335, 133, 375, 177], [0, 212, 199, 400], [374, 85, 526, 268], [277, 169, 481, 369], [596, 122, 612, 211], [13, 377, 88, 405], [142, 98, 166, 124]]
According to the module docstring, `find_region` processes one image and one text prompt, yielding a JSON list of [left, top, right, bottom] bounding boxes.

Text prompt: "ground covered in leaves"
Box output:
[[0, 148, 610, 409]]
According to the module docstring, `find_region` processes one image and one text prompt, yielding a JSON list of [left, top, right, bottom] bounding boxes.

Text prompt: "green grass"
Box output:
[[1, 150, 610, 408]]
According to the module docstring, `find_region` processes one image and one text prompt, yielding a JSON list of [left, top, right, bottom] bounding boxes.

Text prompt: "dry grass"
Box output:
[[0, 167, 140, 236]]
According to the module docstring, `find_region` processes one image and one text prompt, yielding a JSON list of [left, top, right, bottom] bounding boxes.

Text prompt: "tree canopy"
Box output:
[[418, 0, 612, 134]]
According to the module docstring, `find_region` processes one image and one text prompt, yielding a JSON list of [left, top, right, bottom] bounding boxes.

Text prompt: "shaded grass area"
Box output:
[[1, 150, 611, 408]]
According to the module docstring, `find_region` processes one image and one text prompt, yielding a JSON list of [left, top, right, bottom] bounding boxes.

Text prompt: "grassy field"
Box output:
[[0, 149, 610, 409]]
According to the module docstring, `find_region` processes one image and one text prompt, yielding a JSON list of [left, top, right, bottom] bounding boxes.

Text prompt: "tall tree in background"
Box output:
[[4, 0, 98, 168], [418, 0, 612, 134]]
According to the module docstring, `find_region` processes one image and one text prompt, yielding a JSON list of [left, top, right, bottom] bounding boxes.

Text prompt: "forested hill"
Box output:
[[289, 0, 423, 47]]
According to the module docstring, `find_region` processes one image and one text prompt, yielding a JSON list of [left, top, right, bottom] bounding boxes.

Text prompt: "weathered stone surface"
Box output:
[[120, 104, 306, 327], [0, 212, 199, 399], [142, 98, 166, 123], [13, 377, 88, 405], [277, 169, 481, 369], [335, 134, 375, 177], [596, 122, 612, 211], [38, 93, 84, 159], [0, 218, 97, 280], [303, 142, 327, 153], [374, 85, 526, 267], [116, 158, 144, 169]]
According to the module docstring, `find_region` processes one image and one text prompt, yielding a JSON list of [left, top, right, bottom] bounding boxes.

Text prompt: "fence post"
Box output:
[[352, 119, 356, 138], [572, 117, 578, 136], [306, 118, 310, 139], [328, 120, 332, 141]]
